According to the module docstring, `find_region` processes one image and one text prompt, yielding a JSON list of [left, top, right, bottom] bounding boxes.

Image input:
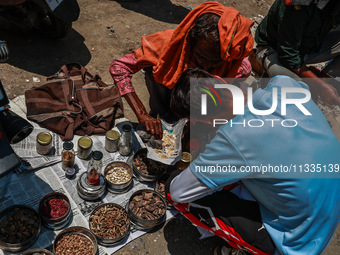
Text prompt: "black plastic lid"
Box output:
[[63, 141, 74, 150], [122, 124, 131, 132], [92, 151, 103, 160]]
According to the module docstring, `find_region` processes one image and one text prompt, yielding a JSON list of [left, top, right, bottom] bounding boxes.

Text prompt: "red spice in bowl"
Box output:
[[40, 198, 69, 219], [38, 192, 71, 230]]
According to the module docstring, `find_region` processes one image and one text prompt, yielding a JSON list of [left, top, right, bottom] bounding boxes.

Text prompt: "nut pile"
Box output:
[[0, 207, 39, 244], [89, 204, 129, 239], [55, 233, 94, 255], [134, 154, 167, 176], [105, 166, 131, 184], [129, 191, 166, 220]]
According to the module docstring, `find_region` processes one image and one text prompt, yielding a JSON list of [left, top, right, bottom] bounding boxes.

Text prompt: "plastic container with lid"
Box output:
[[105, 130, 120, 153], [61, 141, 75, 170], [118, 125, 132, 156], [77, 137, 93, 159], [36, 132, 52, 155]]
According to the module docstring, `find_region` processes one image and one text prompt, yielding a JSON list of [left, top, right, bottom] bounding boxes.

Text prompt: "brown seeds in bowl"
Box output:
[[89, 204, 129, 239], [129, 191, 166, 220], [0, 207, 39, 244], [55, 233, 94, 255]]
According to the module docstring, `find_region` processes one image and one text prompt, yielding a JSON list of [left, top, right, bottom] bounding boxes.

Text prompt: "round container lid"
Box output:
[[106, 130, 120, 140], [181, 152, 192, 163], [92, 151, 103, 160], [122, 125, 131, 132], [63, 141, 74, 150], [65, 167, 76, 176], [78, 137, 93, 150], [37, 132, 52, 145]]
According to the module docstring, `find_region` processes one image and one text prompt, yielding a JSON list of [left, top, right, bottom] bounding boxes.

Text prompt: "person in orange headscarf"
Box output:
[[110, 2, 254, 138]]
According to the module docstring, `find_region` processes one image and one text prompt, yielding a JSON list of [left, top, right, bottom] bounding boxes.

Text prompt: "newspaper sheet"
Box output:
[[0, 96, 177, 255]]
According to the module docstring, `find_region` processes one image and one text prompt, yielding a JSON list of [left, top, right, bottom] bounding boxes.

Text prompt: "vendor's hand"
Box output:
[[138, 113, 163, 139], [317, 81, 340, 107]]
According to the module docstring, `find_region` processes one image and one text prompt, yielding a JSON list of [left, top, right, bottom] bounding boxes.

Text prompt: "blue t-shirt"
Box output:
[[190, 76, 340, 255]]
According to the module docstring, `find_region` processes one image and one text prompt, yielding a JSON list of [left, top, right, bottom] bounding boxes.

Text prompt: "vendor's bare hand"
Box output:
[[318, 82, 340, 107], [138, 113, 163, 139]]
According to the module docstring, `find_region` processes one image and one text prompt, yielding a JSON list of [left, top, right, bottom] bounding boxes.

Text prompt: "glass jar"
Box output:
[[36, 132, 52, 155], [77, 137, 93, 159], [61, 141, 75, 170], [86, 151, 103, 186], [118, 125, 132, 156], [105, 130, 120, 153], [176, 152, 192, 170]]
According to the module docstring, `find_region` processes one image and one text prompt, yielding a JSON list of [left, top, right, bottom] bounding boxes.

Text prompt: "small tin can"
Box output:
[[176, 152, 192, 170], [105, 130, 120, 153], [77, 137, 93, 159], [36, 132, 52, 155]]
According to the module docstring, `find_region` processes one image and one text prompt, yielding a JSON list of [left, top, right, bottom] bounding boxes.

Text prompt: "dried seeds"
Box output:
[[55, 233, 94, 255], [105, 166, 131, 184], [89, 204, 129, 239]]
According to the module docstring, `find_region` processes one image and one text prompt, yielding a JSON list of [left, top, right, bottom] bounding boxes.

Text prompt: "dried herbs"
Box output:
[[89, 204, 129, 239], [0, 207, 39, 244], [134, 154, 167, 176], [129, 191, 166, 220], [55, 233, 94, 255]]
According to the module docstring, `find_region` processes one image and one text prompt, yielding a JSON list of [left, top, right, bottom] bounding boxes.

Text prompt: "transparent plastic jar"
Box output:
[[61, 141, 75, 170], [36, 132, 52, 155], [77, 137, 93, 159], [105, 130, 120, 153], [118, 125, 132, 156], [86, 151, 103, 186]]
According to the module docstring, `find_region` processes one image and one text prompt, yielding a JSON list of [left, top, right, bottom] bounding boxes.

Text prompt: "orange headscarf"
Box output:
[[135, 2, 254, 89]]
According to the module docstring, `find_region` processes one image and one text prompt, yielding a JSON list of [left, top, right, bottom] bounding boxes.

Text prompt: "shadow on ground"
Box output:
[[116, 0, 190, 24], [0, 25, 91, 76], [164, 214, 226, 255]]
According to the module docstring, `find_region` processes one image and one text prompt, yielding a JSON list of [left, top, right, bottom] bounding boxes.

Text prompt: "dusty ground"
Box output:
[[0, 0, 339, 254]]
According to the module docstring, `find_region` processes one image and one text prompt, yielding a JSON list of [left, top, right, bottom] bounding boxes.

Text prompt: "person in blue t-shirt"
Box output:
[[166, 68, 340, 255]]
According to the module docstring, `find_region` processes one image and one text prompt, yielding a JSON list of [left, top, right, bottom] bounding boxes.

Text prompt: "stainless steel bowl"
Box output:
[[53, 226, 98, 255], [22, 248, 54, 255], [127, 189, 166, 230], [0, 205, 41, 253], [38, 192, 72, 230], [89, 203, 130, 246], [132, 148, 169, 182], [104, 161, 133, 194], [77, 172, 107, 201]]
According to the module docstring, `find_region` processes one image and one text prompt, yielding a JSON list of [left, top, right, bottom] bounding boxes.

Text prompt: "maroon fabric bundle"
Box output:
[[25, 63, 124, 140]]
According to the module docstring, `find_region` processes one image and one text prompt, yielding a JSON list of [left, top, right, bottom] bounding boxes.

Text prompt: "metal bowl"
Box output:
[[38, 192, 72, 230], [22, 248, 54, 255], [127, 189, 166, 230], [104, 161, 133, 193], [0, 204, 41, 253], [132, 148, 169, 182], [53, 226, 98, 255], [89, 203, 130, 246]]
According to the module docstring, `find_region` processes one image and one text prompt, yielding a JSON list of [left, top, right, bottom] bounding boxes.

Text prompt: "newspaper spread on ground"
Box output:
[[0, 96, 177, 255]]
